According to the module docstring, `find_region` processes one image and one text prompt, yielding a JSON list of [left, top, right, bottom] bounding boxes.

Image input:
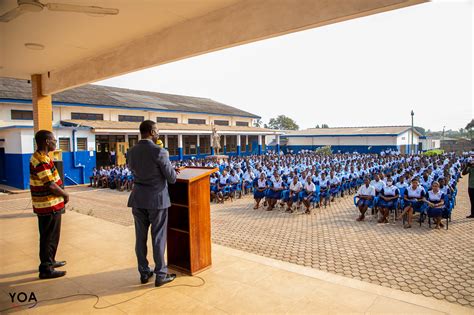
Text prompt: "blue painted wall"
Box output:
[[62, 151, 96, 185], [5, 153, 30, 189], [4, 151, 96, 189]]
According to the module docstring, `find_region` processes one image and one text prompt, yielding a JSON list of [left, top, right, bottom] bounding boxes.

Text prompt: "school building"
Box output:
[[0, 78, 280, 189], [268, 126, 424, 154]]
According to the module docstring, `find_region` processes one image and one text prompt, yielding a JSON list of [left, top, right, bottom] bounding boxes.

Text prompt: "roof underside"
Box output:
[[0, 77, 259, 118]]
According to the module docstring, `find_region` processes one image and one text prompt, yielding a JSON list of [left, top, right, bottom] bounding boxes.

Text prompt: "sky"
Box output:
[[97, 0, 473, 132]]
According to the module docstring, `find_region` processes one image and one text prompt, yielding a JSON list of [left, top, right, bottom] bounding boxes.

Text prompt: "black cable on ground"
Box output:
[[0, 276, 205, 313]]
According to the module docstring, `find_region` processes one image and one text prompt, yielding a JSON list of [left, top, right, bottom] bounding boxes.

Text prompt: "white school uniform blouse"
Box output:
[[257, 179, 267, 188], [427, 190, 444, 203], [290, 181, 302, 192], [405, 186, 425, 199], [370, 180, 385, 192], [304, 182, 316, 192], [357, 185, 376, 197], [272, 179, 283, 189]]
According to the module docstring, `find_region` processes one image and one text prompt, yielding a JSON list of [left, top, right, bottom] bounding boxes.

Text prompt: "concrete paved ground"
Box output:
[[0, 178, 472, 313], [0, 203, 472, 314]]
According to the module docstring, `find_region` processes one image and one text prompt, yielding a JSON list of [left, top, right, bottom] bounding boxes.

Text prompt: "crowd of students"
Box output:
[[89, 165, 134, 191], [88, 151, 470, 229], [176, 152, 466, 229]]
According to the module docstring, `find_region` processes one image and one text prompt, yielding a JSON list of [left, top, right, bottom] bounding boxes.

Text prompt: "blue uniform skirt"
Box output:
[[378, 199, 396, 210], [269, 190, 282, 199], [254, 189, 266, 199], [330, 186, 339, 195], [406, 200, 425, 212], [427, 207, 443, 217]]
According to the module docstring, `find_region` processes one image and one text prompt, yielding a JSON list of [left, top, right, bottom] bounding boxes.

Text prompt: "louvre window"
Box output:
[[11, 110, 33, 120], [59, 138, 70, 152], [77, 138, 87, 151], [236, 121, 249, 127], [118, 115, 144, 122], [167, 135, 178, 155], [214, 120, 229, 126], [157, 117, 178, 123], [188, 118, 206, 125], [183, 135, 197, 155], [71, 113, 103, 120], [226, 135, 237, 153], [199, 135, 211, 154]]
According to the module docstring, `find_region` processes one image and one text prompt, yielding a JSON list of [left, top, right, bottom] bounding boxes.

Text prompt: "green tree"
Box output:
[[253, 119, 263, 127], [315, 124, 320, 128], [321, 124, 329, 128], [267, 115, 299, 130]]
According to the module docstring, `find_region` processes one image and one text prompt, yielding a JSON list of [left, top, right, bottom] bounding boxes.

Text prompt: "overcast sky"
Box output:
[[97, 0, 472, 132]]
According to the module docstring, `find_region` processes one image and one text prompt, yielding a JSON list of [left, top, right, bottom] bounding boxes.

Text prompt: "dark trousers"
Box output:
[[132, 207, 168, 279], [469, 187, 474, 216], [37, 212, 62, 273]]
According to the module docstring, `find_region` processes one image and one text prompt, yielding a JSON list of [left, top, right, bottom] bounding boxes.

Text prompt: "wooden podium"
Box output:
[[167, 166, 218, 275]]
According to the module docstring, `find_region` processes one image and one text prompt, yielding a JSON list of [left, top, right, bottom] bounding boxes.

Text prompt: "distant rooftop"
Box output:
[[285, 126, 422, 136], [0, 77, 259, 119]]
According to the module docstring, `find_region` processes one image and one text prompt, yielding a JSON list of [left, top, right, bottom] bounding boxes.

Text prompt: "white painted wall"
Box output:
[[285, 135, 398, 146], [0, 129, 24, 154], [396, 131, 420, 145]]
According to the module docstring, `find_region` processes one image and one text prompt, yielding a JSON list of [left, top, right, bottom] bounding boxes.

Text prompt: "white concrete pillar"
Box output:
[[236, 134, 241, 146], [164, 135, 168, 148], [178, 134, 183, 148], [196, 134, 200, 146], [223, 135, 227, 146], [258, 135, 262, 145]]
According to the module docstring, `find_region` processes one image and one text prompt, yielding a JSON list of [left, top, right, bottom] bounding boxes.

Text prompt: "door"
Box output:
[[116, 142, 129, 166]]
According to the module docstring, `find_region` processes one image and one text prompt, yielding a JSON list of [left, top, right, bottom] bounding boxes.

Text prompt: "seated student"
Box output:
[[108, 166, 119, 189], [209, 173, 219, 202], [425, 181, 445, 229], [355, 177, 375, 222], [118, 166, 128, 191], [267, 173, 284, 211], [89, 167, 99, 187], [399, 178, 426, 229], [319, 173, 330, 207], [285, 176, 302, 213], [253, 173, 268, 210], [370, 174, 386, 196], [125, 166, 134, 191], [300, 176, 316, 214], [328, 171, 340, 202], [242, 169, 255, 195], [377, 177, 399, 223], [114, 166, 124, 191], [395, 175, 409, 191], [228, 170, 241, 199], [99, 166, 109, 188], [217, 170, 231, 203]]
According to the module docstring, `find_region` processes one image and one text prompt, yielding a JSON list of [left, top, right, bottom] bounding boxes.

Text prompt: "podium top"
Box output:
[[176, 166, 218, 183]]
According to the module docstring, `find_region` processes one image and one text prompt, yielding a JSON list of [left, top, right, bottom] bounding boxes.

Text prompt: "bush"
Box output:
[[423, 149, 444, 156], [315, 145, 332, 155]]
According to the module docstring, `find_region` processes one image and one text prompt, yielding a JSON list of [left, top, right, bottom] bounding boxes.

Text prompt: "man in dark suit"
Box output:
[[127, 120, 178, 286]]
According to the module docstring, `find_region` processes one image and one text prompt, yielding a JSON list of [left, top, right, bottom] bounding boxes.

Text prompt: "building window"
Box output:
[[157, 117, 178, 124], [188, 118, 206, 125], [118, 115, 144, 122], [240, 135, 247, 151], [236, 121, 249, 127], [199, 135, 211, 154], [226, 135, 237, 153], [71, 112, 103, 120], [183, 135, 197, 155], [77, 138, 87, 151], [59, 138, 70, 152], [248, 135, 258, 152], [11, 110, 33, 120], [214, 120, 229, 126], [167, 135, 178, 156]]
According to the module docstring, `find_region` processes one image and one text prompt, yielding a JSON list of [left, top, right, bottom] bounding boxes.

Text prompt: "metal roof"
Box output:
[[284, 126, 422, 137], [0, 77, 259, 118]]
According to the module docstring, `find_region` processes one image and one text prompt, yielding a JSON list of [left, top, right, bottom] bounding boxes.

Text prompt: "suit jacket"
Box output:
[[127, 139, 177, 209]]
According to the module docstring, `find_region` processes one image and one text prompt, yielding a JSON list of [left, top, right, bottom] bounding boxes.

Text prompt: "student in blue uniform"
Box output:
[[399, 178, 426, 228], [285, 176, 302, 213], [253, 173, 268, 210], [267, 173, 284, 211], [425, 181, 445, 229], [89, 167, 99, 187], [377, 176, 399, 223], [301, 176, 316, 214]]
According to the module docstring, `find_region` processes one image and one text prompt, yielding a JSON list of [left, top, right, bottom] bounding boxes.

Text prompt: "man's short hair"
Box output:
[[139, 120, 156, 135], [35, 130, 53, 147]]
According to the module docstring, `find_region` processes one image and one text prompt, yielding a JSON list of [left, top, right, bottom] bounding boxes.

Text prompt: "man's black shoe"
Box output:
[[52, 261, 67, 268], [466, 214, 474, 219], [140, 271, 154, 284], [39, 270, 66, 279], [155, 274, 176, 287]]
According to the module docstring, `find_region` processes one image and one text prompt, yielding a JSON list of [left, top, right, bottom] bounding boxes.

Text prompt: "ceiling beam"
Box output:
[[41, 0, 427, 95]]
